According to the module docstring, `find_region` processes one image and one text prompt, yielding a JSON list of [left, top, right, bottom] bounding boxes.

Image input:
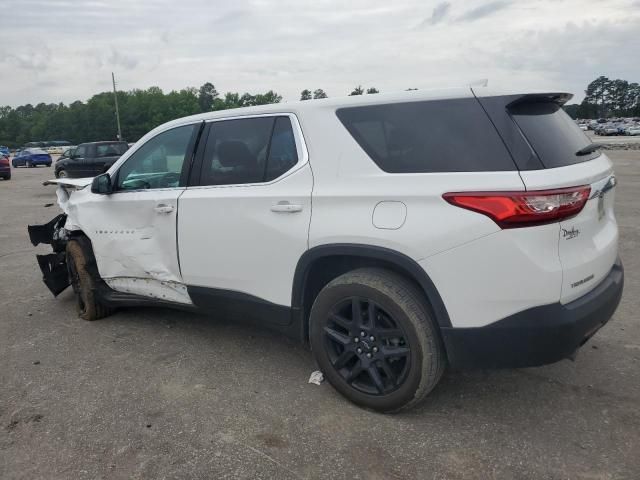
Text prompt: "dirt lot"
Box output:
[[1, 152, 639, 480]]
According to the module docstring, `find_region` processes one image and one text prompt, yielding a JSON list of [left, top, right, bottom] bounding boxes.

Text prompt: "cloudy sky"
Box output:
[[1, 0, 639, 107]]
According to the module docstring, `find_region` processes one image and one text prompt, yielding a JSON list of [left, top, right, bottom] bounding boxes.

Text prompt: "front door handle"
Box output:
[[270, 202, 303, 213], [154, 204, 175, 214]]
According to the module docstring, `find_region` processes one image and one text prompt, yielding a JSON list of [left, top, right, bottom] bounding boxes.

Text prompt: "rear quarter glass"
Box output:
[[336, 98, 517, 173], [509, 102, 599, 168]]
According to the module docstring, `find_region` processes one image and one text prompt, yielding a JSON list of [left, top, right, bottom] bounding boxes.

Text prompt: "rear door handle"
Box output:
[[270, 202, 303, 213], [154, 204, 175, 214]]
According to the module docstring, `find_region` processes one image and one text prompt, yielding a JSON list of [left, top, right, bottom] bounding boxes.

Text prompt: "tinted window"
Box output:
[[336, 99, 515, 173], [200, 116, 298, 186], [96, 142, 128, 157], [115, 125, 195, 190], [74, 145, 88, 157], [509, 102, 598, 168], [265, 117, 298, 181]]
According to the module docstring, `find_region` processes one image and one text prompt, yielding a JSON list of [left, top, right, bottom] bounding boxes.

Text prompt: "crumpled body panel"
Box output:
[[52, 182, 192, 305]]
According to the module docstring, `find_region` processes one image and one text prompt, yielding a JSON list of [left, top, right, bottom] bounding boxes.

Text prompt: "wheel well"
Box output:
[[297, 252, 448, 342]]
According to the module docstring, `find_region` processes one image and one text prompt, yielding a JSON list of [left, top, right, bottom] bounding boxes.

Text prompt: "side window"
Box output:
[[74, 145, 87, 158], [265, 117, 298, 181], [96, 143, 128, 157], [336, 99, 515, 173], [200, 116, 299, 186], [115, 124, 195, 191]]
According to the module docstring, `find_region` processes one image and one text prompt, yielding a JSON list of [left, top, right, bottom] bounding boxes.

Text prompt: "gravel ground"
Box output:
[[1, 152, 639, 480]]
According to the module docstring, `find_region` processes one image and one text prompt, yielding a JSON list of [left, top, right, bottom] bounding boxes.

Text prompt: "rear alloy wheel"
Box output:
[[310, 268, 445, 412]]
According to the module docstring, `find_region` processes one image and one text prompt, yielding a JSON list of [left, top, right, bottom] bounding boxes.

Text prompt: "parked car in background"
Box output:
[[596, 125, 619, 136], [46, 141, 73, 155], [626, 125, 640, 136], [12, 148, 52, 167], [54, 141, 129, 178], [55, 147, 75, 163], [0, 146, 10, 157], [0, 154, 10, 180]]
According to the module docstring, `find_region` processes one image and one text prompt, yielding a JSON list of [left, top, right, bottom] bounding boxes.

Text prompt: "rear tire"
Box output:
[[56, 169, 67, 178], [309, 268, 445, 413], [66, 239, 112, 321]]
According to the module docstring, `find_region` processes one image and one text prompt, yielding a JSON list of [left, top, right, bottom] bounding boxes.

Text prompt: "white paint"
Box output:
[[372, 201, 407, 230], [519, 153, 618, 304], [178, 139, 313, 305]]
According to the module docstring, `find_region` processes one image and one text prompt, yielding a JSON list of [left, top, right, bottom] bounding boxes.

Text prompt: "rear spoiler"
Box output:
[[505, 92, 573, 108]]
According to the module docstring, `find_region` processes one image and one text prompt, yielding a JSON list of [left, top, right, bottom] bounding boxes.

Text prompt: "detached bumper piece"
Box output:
[[28, 214, 71, 296], [36, 253, 70, 296], [442, 258, 624, 369]]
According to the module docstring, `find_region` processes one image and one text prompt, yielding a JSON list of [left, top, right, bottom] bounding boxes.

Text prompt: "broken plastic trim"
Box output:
[[28, 214, 67, 250], [29, 214, 71, 296], [36, 252, 70, 296]]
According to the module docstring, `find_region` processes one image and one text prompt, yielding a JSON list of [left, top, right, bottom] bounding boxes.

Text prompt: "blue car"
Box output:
[[12, 148, 52, 168], [0, 146, 10, 157]]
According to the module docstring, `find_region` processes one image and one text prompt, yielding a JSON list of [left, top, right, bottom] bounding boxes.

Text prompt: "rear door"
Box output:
[[493, 95, 618, 304], [178, 114, 312, 314]]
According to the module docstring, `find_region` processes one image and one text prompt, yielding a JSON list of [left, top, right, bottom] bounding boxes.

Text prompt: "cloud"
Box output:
[[0, 0, 638, 106], [424, 2, 451, 26], [107, 49, 138, 70], [457, 1, 511, 22]]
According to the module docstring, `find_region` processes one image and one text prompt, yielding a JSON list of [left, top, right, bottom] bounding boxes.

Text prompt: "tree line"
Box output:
[[564, 76, 640, 119], [0, 83, 285, 148], [0, 82, 389, 148]]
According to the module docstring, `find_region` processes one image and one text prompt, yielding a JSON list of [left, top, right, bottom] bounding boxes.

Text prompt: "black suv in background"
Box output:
[[55, 141, 129, 178]]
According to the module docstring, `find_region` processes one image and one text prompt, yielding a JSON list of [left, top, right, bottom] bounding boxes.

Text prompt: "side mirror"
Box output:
[[91, 173, 113, 195]]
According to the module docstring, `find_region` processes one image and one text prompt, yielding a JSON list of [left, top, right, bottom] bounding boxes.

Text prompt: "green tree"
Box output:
[[349, 85, 364, 96], [366, 87, 379, 94], [313, 89, 328, 99], [300, 89, 312, 101], [198, 82, 219, 112]]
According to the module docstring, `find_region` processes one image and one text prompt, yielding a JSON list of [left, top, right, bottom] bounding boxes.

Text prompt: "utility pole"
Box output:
[[111, 72, 123, 141]]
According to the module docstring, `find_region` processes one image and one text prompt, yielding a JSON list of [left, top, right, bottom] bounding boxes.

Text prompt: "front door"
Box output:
[[74, 123, 200, 304], [178, 115, 312, 317]]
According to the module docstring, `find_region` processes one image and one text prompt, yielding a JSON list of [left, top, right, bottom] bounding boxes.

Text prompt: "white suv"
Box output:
[[30, 88, 624, 412]]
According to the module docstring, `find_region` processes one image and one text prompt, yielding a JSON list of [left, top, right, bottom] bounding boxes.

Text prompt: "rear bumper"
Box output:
[[441, 258, 624, 369]]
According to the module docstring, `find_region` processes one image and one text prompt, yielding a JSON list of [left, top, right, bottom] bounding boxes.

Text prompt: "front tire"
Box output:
[[66, 239, 112, 321], [309, 268, 445, 412], [56, 169, 67, 178]]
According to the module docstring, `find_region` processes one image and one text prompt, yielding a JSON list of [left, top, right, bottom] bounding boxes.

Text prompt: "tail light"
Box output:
[[443, 185, 591, 228], [0, 157, 9, 166]]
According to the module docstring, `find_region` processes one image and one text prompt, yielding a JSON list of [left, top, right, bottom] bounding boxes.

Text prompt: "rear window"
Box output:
[[336, 99, 515, 173], [509, 102, 599, 168]]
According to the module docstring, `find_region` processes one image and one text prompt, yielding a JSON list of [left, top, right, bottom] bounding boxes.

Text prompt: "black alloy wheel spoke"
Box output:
[[379, 359, 397, 386], [329, 313, 352, 331], [345, 361, 364, 383], [324, 326, 351, 346], [381, 345, 410, 358], [367, 365, 385, 393], [333, 349, 356, 370], [351, 299, 363, 327]]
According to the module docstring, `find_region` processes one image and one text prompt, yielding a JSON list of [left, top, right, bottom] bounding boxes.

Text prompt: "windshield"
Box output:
[[509, 102, 600, 168]]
